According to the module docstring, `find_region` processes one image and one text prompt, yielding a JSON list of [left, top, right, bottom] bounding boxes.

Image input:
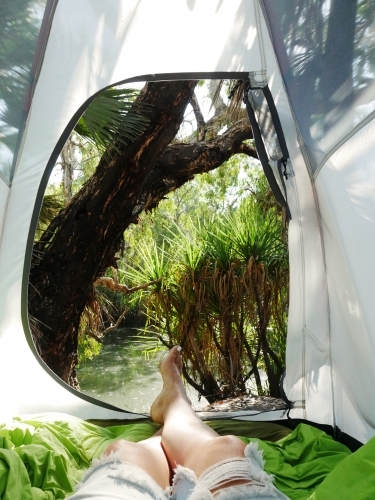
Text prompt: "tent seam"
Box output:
[[0, 174, 10, 187], [255, 0, 267, 74], [289, 171, 307, 419], [309, 177, 337, 433]]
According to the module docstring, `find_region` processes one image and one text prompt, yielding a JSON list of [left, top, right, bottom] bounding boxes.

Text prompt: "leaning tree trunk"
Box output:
[[29, 80, 255, 387]]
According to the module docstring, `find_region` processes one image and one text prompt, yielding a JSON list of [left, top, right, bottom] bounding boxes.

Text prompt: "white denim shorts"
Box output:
[[69, 442, 290, 500]]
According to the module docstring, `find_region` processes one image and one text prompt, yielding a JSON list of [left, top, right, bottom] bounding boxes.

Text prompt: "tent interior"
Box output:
[[1, 0, 375, 498]]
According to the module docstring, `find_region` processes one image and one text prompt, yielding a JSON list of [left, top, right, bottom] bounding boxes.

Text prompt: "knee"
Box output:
[[103, 439, 133, 456], [184, 435, 247, 478], [211, 435, 247, 455]]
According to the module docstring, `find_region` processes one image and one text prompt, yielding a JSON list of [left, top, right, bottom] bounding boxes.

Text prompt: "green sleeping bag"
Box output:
[[0, 413, 373, 500]]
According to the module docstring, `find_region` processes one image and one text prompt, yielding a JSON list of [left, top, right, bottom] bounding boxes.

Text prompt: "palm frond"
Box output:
[[74, 87, 150, 153], [228, 199, 287, 268], [123, 240, 170, 293]]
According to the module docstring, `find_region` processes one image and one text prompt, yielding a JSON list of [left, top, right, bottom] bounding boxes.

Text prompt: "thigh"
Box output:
[[171, 440, 290, 500], [70, 461, 168, 500], [182, 435, 247, 478], [103, 436, 170, 489]]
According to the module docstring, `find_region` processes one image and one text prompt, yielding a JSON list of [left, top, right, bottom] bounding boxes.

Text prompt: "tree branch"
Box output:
[[238, 142, 258, 158], [182, 364, 204, 394], [86, 329, 104, 343], [100, 307, 130, 336], [190, 92, 206, 131], [138, 118, 255, 212], [208, 80, 226, 116], [94, 276, 161, 294]]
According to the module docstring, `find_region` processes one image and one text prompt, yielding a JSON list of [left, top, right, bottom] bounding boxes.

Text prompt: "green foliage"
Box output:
[[123, 177, 289, 401], [74, 88, 150, 154], [121, 154, 261, 269], [38, 116, 288, 394], [35, 193, 64, 240], [36, 75, 288, 394], [77, 335, 102, 366], [229, 198, 287, 267]]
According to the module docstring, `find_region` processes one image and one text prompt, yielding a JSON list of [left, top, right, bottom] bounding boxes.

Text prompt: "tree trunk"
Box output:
[[29, 80, 255, 387], [60, 139, 76, 205]]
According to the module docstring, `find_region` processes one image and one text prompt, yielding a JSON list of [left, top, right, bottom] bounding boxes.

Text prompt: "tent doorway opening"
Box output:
[[28, 78, 289, 415]]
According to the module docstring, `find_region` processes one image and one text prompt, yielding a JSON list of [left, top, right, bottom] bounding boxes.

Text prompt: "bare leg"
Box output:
[[102, 428, 170, 489], [151, 346, 248, 478]]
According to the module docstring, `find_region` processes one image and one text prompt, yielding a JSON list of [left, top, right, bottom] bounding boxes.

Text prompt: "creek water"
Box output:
[[76, 328, 208, 414]]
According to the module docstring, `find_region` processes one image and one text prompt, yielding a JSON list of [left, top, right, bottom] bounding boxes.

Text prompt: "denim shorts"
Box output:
[[69, 442, 290, 500]]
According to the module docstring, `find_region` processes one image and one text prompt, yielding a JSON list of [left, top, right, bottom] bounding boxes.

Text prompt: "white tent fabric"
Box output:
[[315, 117, 375, 443], [256, 5, 335, 430], [0, 0, 265, 422], [0, 0, 374, 444]]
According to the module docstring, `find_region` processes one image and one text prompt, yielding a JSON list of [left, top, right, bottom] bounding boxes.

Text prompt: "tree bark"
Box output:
[[60, 139, 76, 204], [29, 80, 254, 387]]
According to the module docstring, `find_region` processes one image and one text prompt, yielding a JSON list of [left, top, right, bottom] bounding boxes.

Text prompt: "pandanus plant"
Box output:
[[124, 198, 288, 401]]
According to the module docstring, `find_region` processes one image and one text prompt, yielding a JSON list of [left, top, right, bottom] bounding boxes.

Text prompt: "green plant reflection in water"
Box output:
[[76, 328, 208, 413], [76, 328, 162, 413]]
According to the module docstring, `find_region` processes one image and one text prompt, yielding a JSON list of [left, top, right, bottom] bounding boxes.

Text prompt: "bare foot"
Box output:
[[150, 346, 190, 424]]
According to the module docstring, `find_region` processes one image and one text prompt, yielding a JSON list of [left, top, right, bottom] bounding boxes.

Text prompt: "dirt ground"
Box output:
[[197, 394, 288, 413]]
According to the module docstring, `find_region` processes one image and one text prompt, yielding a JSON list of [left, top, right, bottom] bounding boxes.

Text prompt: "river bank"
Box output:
[[198, 394, 287, 413], [77, 327, 286, 415]]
